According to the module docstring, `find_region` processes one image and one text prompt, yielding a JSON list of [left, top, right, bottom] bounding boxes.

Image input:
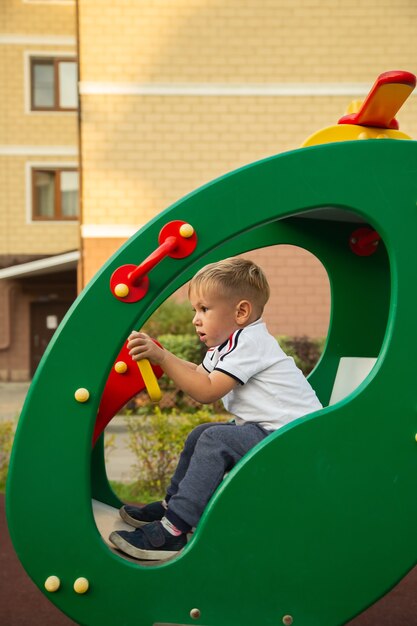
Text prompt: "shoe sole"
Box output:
[[119, 507, 149, 528], [109, 531, 181, 561]]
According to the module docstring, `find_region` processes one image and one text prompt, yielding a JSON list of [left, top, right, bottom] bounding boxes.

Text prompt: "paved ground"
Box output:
[[0, 382, 31, 422], [3, 383, 417, 624]]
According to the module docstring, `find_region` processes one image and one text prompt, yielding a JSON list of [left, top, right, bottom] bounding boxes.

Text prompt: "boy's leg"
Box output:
[[165, 423, 268, 531], [110, 423, 269, 560], [120, 422, 223, 527], [165, 422, 229, 501]]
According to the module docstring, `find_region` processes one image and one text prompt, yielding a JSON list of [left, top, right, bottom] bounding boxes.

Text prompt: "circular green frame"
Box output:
[[7, 139, 417, 626]]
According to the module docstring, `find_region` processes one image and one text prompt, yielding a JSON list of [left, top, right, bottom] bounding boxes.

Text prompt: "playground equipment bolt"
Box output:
[[74, 388, 90, 403], [358, 131, 369, 140], [114, 283, 130, 298], [114, 360, 128, 374], [73, 577, 89, 594], [414, 433, 417, 442], [282, 616, 294, 625], [44, 576, 61, 592], [190, 608, 201, 619], [179, 223, 195, 238]]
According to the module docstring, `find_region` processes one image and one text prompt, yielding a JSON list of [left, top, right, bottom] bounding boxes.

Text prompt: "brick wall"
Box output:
[[82, 237, 124, 287], [77, 0, 417, 84], [0, 0, 79, 256], [78, 0, 417, 338], [0, 0, 79, 379], [3, 0, 76, 34], [0, 155, 79, 255]]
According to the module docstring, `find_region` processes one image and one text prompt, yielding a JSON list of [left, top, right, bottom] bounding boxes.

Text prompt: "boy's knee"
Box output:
[[198, 425, 229, 446], [185, 422, 214, 446]]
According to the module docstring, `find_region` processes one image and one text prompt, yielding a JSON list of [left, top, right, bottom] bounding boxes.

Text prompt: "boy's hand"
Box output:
[[127, 331, 165, 365]]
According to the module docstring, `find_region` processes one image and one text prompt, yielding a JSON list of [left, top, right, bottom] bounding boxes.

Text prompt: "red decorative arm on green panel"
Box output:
[[92, 339, 164, 444], [110, 220, 197, 303]]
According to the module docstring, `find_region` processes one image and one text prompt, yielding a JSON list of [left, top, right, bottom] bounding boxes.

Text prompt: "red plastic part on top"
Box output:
[[338, 70, 416, 130]]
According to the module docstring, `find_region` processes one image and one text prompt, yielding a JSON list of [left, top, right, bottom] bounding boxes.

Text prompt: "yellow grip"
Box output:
[[137, 359, 162, 403]]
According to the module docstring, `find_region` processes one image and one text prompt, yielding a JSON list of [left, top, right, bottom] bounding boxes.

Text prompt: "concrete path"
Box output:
[[0, 382, 30, 422]]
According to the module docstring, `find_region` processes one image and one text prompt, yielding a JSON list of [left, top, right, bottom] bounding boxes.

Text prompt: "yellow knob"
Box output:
[[74, 388, 90, 403], [44, 576, 61, 592], [73, 577, 89, 594], [358, 131, 370, 140], [114, 361, 128, 374], [179, 223, 194, 238], [345, 99, 363, 114], [114, 283, 129, 298]]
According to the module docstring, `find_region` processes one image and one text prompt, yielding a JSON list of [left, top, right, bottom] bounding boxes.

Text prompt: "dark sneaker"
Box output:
[[119, 501, 166, 528], [109, 521, 187, 561]]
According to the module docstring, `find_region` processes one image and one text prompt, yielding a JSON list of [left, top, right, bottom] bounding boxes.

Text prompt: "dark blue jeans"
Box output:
[[165, 421, 269, 529]]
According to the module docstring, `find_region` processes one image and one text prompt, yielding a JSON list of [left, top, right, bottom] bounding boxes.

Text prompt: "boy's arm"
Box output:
[[127, 332, 236, 403]]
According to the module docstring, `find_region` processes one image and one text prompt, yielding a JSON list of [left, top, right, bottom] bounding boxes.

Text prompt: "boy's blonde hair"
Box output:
[[189, 257, 270, 314]]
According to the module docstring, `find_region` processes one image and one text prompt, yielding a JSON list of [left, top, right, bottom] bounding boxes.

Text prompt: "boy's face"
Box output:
[[189, 287, 241, 348]]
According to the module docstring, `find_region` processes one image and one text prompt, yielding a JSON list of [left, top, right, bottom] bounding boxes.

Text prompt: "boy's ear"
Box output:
[[235, 300, 252, 325]]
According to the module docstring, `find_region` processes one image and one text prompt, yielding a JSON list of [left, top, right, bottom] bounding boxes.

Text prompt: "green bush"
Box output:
[[120, 406, 225, 501], [157, 333, 204, 365], [0, 420, 15, 492], [278, 335, 325, 375], [142, 299, 194, 336]]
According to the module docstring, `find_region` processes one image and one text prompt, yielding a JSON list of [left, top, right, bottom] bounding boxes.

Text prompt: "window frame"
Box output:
[[30, 56, 78, 112], [31, 167, 79, 221]]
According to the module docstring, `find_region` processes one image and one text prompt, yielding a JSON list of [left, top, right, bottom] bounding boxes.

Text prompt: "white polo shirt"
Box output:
[[202, 319, 322, 431]]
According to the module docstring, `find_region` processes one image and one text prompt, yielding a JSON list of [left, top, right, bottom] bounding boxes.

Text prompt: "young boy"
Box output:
[[109, 257, 322, 560]]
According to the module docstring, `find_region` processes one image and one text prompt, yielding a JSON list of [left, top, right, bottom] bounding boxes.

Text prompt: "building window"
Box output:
[[32, 168, 79, 220], [30, 57, 78, 111]]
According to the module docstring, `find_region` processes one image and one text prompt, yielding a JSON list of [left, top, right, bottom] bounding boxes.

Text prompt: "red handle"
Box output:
[[110, 220, 197, 303], [128, 236, 178, 286]]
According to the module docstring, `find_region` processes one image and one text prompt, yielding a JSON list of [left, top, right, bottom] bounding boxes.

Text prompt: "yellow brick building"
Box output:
[[0, 0, 79, 380], [2, 0, 417, 380], [77, 0, 417, 343]]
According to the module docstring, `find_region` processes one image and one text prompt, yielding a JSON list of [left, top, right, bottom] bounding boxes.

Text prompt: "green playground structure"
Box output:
[[6, 72, 417, 626]]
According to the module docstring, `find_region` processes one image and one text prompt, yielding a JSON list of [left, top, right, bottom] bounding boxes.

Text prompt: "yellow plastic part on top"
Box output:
[[302, 123, 411, 147]]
